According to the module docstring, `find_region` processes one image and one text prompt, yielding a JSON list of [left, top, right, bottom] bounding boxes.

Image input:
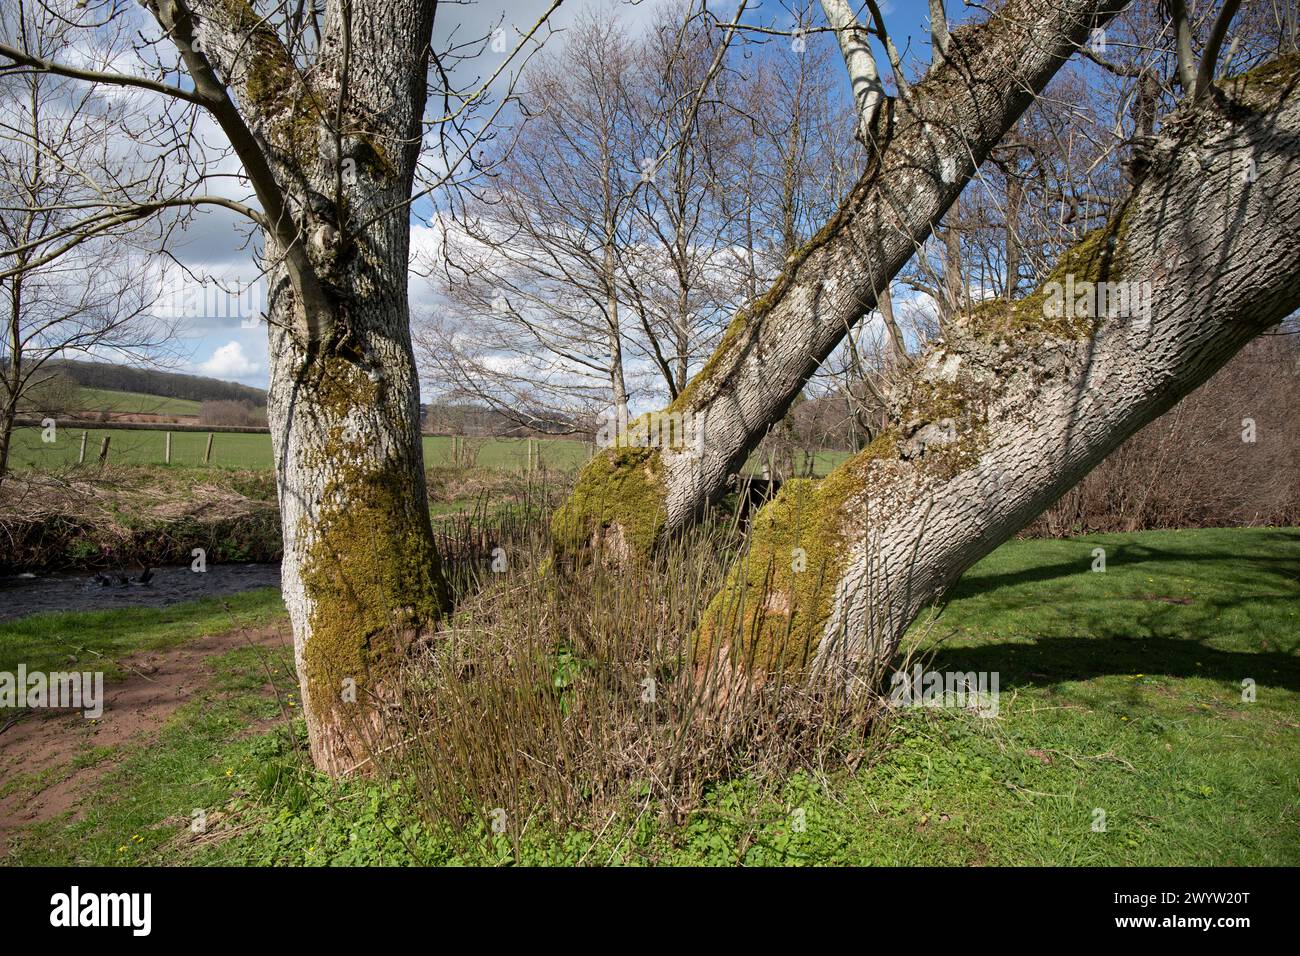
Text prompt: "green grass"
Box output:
[[421, 435, 591, 471], [7, 426, 273, 470], [8, 425, 848, 476], [6, 426, 593, 473], [3, 527, 1296, 865], [740, 448, 851, 476], [72, 388, 204, 417], [3, 639, 301, 867], [0, 588, 284, 684]]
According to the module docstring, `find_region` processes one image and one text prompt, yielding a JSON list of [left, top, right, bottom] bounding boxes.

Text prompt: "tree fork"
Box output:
[[692, 55, 1300, 690], [553, 0, 1131, 561]]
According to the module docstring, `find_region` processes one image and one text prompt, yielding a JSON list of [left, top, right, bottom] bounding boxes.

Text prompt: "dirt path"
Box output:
[[0, 625, 290, 857]]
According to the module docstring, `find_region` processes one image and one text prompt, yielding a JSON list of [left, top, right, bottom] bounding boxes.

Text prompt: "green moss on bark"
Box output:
[[966, 208, 1134, 339], [1224, 51, 1300, 105], [693, 430, 898, 673], [693, 344, 996, 674], [296, 357, 449, 725], [550, 446, 667, 562], [667, 317, 745, 414]]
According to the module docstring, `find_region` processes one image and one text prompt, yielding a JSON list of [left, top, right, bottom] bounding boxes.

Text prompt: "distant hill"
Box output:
[[43, 359, 266, 407]]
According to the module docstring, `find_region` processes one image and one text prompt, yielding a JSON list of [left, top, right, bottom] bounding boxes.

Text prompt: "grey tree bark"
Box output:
[[692, 55, 1300, 688], [552, 0, 1130, 560], [165, 0, 451, 774]]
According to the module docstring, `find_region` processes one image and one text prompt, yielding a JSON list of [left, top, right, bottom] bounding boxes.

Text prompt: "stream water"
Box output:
[[0, 563, 282, 623]]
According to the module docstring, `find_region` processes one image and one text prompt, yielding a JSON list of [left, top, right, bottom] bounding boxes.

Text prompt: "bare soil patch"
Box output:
[[0, 624, 290, 856]]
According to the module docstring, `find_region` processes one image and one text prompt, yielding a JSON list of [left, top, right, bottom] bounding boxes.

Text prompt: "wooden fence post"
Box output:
[[204, 432, 214, 464], [98, 435, 110, 463], [165, 431, 172, 465], [78, 431, 87, 464]]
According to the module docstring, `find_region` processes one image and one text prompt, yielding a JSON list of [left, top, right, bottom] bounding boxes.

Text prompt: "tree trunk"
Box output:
[[604, 240, 630, 425], [939, 198, 964, 330], [266, 276, 449, 775], [553, 0, 1129, 560], [692, 56, 1300, 688], [177, 0, 451, 774], [1004, 175, 1022, 300], [0, 391, 17, 485], [0, 278, 22, 486]]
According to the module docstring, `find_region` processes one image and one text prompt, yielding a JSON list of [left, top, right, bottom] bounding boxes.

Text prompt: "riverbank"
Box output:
[[0, 463, 573, 576], [0, 467, 281, 574]]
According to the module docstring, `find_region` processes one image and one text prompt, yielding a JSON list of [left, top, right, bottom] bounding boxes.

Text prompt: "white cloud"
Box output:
[[199, 341, 259, 380]]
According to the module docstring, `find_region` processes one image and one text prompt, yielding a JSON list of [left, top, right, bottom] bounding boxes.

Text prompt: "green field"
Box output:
[[72, 388, 204, 417], [6, 426, 594, 472], [9, 426, 271, 469], [8, 424, 844, 475], [2, 527, 1296, 866]]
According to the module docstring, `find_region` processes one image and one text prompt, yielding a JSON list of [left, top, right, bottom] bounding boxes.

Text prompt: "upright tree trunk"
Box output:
[[603, 239, 630, 425], [553, 0, 1130, 560], [266, 272, 448, 775], [0, 279, 22, 486], [170, 0, 450, 774], [1004, 175, 1022, 300], [0, 391, 17, 485], [877, 282, 906, 371], [939, 198, 964, 330], [693, 56, 1300, 687]]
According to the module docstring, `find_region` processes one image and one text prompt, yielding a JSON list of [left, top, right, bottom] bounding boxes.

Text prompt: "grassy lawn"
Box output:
[[2, 527, 1295, 865]]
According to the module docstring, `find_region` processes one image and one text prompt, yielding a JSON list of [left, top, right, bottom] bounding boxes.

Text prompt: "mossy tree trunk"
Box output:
[[694, 58, 1300, 689], [165, 0, 451, 773], [553, 0, 1130, 559], [266, 282, 449, 775]]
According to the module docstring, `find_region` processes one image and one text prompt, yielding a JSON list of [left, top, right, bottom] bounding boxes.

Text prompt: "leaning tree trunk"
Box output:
[[692, 55, 1300, 688], [552, 0, 1129, 561], [164, 0, 450, 773]]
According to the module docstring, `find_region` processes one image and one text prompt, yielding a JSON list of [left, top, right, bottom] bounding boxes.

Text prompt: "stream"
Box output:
[[0, 563, 282, 623]]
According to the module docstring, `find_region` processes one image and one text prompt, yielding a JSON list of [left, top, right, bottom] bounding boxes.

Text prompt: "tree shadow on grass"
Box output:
[[925, 531, 1300, 690], [947, 533, 1300, 599], [927, 633, 1300, 692]]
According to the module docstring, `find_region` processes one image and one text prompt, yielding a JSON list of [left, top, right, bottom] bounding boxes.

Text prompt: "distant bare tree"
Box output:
[[419, 1, 863, 429], [200, 399, 267, 427], [0, 0, 164, 484]]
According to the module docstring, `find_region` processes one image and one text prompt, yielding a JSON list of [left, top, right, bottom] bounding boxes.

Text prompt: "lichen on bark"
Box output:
[[216, 0, 323, 164]]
